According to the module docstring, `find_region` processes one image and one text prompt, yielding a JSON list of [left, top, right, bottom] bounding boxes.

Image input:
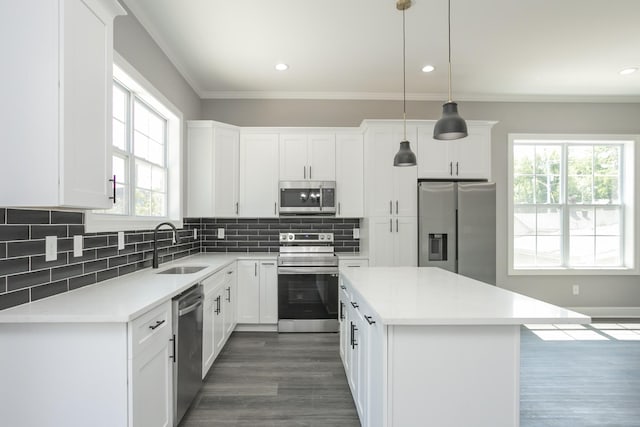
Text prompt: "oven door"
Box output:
[[277, 266, 339, 332]]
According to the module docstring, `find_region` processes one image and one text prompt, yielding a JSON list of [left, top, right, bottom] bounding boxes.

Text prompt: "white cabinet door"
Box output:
[[367, 217, 396, 267], [417, 125, 451, 179], [223, 267, 237, 337], [236, 260, 260, 323], [214, 127, 240, 217], [202, 290, 215, 377], [395, 216, 418, 266], [451, 125, 492, 180], [213, 289, 225, 355], [308, 134, 336, 180], [336, 133, 364, 218], [364, 127, 395, 217], [240, 133, 279, 217], [365, 312, 385, 427], [130, 340, 173, 427], [259, 261, 278, 324], [187, 122, 214, 217], [393, 162, 418, 217], [279, 134, 308, 180]]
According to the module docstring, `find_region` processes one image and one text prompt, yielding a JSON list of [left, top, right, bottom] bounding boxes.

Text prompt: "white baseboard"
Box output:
[[234, 324, 278, 332], [566, 307, 640, 318]]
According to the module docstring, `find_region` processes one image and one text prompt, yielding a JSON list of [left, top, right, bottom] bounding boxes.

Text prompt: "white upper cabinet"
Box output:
[[417, 121, 495, 180], [187, 121, 240, 218], [363, 124, 418, 218], [279, 133, 335, 181], [335, 133, 364, 218], [239, 133, 279, 217], [0, 0, 125, 209]]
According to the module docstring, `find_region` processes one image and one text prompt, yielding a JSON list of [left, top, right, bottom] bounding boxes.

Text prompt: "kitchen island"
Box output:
[[338, 267, 590, 427]]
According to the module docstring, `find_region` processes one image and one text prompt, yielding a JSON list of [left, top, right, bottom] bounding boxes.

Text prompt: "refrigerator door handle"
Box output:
[[456, 162, 459, 176], [449, 162, 453, 176], [389, 219, 393, 233], [395, 200, 399, 215], [396, 219, 398, 232], [389, 200, 392, 214]]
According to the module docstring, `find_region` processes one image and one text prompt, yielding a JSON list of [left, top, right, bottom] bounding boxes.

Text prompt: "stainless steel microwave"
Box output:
[[279, 181, 336, 215]]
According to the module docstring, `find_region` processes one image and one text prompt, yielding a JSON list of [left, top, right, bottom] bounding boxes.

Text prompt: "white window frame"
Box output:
[[86, 53, 183, 232], [508, 133, 638, 276]]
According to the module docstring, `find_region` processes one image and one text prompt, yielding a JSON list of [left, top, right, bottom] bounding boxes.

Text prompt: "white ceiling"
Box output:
[[122, 0, 640, 102]]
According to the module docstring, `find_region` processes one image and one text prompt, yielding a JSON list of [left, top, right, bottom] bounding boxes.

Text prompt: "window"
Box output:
[[508, 134, 637, 275], [86, 54, 182, 232]]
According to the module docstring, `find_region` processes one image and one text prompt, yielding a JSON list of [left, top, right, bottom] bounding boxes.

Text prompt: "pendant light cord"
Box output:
[[402, 7, 407, 140], [447, 0, 452, 102]]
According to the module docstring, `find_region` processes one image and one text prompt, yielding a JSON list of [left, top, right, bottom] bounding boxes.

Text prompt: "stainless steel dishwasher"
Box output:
[[172, 284, 203, 426]]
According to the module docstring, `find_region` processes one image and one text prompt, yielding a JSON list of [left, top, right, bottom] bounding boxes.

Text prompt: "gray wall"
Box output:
[[202, 98, 640, 309]]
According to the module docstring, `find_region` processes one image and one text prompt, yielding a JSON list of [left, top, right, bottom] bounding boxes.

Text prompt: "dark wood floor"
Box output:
[[180, 332, 360, 427], [181, 325, 640, 426]]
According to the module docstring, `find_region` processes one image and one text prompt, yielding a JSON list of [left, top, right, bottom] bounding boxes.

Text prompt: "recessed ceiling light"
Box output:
[[275, 63, 289, 71], [422, 65, 435, 73], [619, 67, 638, 75]]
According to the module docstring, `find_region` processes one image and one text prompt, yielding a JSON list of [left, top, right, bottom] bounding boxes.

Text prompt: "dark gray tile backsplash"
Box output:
[[0, 208, 361, 311]]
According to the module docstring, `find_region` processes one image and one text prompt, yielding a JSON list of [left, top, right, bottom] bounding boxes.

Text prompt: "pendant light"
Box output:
[[393, 0, 417, 167], [433, 0, 467, 140]]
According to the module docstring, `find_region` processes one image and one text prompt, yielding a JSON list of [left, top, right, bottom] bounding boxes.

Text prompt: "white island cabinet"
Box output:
[[339, 267, 590, 427]]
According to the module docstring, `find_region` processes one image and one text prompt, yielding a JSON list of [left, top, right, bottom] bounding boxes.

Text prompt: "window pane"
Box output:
[[567, 146, 593, 176], [569, 207, 594, 236], [595, 207, 620, 236], [148, 141, 164, 166], [513, 145, 534, 174], [514, 236, 536, 267], [113, 155, 127, 185], [134, 101, 150, 135], [514, 206, 536, 236], [534, 146, 561, 175], [151, 166, 166, 192], [570, 236, 595, 266], [113, 84, 127, 122], [136, 161, 152, 190], [595, 236, 621, 266], [135, 189, 151, 216], [535, 175, 560, 204], [594, 176, 619, 204], [513, 175, 534, 204], [112, 119, 126, 151], [134, 131, 149, 159], [567, 175, 593, 204], [594, 146, 619, 176], [537, 207, 561, 235], [150, 192, 166, 217], [149, 114, 165, 143], [536, 236, 561, 266]]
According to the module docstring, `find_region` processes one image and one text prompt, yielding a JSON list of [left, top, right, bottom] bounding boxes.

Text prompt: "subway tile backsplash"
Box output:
[[0, 208, 200, 311], [0, 209, 361, 311]]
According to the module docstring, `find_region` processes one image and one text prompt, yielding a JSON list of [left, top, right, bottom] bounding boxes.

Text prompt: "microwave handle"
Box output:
[[319, 183, 323, 211]]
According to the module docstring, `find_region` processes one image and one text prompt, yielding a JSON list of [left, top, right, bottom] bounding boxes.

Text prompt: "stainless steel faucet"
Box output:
[[153, 222, 178, 269]]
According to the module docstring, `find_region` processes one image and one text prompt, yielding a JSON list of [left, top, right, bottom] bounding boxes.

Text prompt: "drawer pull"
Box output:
[[350, 302, 359, 309], [340, 285, 346, 289], [365, 315, 376, 325], [149, 319, 165, 330]]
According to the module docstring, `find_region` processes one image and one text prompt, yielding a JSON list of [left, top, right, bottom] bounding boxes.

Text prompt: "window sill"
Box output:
[[509, 267, 639, 276], [85, 212, 182, 233]]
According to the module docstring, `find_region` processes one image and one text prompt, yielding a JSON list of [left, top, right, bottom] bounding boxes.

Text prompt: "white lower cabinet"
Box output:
[[339, 280, 385, 427], [202, 263, 238, 378], [364, 216, 417, 266], [237, 259, 278, 325]]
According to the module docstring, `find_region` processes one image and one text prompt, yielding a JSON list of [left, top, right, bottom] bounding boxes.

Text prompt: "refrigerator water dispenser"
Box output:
[[428, 234, 447, 261]]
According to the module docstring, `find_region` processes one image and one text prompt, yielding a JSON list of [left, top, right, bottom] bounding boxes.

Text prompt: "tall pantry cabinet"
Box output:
[[0, 0, 126, 209]]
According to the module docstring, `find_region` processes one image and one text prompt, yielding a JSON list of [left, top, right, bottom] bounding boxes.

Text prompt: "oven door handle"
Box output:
[[277, 266, 339, 275]]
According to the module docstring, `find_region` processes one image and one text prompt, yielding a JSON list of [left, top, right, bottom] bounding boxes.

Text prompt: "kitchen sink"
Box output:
[[157, 266, 208, 274]]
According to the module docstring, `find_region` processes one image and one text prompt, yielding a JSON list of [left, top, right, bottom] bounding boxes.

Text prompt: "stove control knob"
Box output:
[[319, 234, 325, 240], [288, 233, 295, 241]]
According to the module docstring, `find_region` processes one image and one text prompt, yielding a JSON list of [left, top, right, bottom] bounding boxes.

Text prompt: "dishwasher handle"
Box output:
[[178, 297, 203, 317]]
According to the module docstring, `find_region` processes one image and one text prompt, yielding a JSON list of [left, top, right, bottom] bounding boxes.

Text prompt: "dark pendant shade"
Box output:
[[393, 140, 417, 166], [433, 102, 468, 140]]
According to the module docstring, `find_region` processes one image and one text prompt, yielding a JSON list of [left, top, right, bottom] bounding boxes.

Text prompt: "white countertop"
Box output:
[[0, 253, 276, 324], [341, 267, 590, 326]]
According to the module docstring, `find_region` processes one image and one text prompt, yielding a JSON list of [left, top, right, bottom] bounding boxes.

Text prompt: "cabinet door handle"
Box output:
[[109, 175, 116, 204], [226, 286, 231, 302], [351, 322, 358, 348], [340, 302, 345, 320], [235, 202, 239, 214], [227, 270, 233, 275], [338, 202, 341, 215], [449, 162, 453, 176], [365, 315, 376, 325], [350, 301, 359, 309], [389, 219, 392, 233], [169, 335, 176, 363], [309, 166, 312, 179], [215, 296, 221, 314], [254, 262, 257, 276], [456, 161, 459, 176], [149, 319, 165, 330], [303, 166, 306, 179], [396, 219, 399, 232], [396, 200, 399, 215], [262, 262, 275, 266], [340, 284, 346, 289], [389, 200, 392, 214], [274, 202, 277, 215]]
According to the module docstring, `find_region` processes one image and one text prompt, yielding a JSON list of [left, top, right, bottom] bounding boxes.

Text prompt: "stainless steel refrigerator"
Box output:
[[418, 181, 496, 285]]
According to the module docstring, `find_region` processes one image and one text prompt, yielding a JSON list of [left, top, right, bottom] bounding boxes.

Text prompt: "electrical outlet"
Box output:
[[353, 228, 360, 239], [117, 231, 125, 250], [572, 284, 580, 296], [45, 236, 57, 261], [217, 228, 225, 239], [73, 235, 83, 257], [193, 228, 198, 240]]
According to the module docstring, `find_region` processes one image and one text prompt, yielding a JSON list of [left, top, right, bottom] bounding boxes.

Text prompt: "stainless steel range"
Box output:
[[277, 232, 339, 333]]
